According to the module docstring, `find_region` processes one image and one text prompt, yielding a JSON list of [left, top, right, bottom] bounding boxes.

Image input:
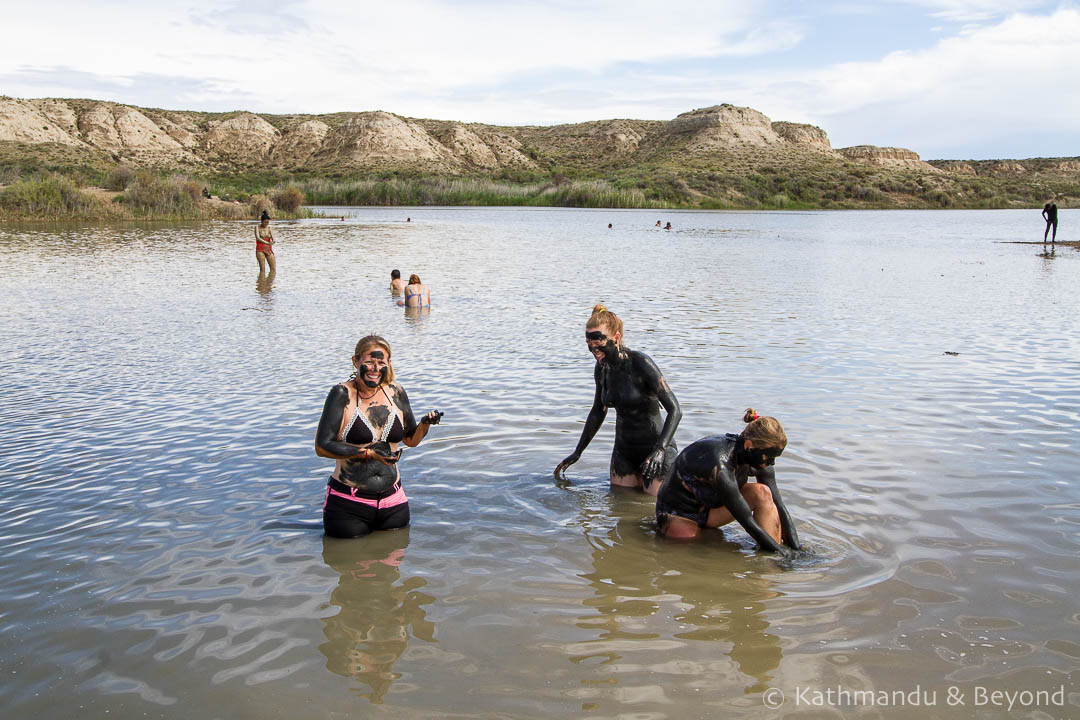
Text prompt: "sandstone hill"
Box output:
[[1, 96, 1076, 209]]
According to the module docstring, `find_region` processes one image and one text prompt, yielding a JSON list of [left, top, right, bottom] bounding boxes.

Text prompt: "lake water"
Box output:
[[0, 207, 1077, 719]]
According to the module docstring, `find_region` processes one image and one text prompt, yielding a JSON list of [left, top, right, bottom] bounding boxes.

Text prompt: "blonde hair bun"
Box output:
[[592, 303, 607, 314], [743, 408, 758, 424]]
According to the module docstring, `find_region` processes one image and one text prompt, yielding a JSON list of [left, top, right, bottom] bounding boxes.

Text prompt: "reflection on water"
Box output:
[[0, 208, 1077, 718], [320, 531, 435, 703], [573, 499, 783, 702], [255, 269, 275, 303]]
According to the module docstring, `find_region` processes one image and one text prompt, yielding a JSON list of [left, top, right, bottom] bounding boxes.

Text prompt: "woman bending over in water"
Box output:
[[655, 409, 800, 554], [554, 304, 681, 495], [315, 335, 442, 538]]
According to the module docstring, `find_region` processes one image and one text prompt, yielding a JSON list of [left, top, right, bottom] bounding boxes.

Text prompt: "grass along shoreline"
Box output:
[[0, 173, 315, 222], [2, 166, 1076, 221]]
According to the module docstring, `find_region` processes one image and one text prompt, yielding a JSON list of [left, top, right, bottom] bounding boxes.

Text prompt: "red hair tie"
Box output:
[[751, 413, 759, 421]]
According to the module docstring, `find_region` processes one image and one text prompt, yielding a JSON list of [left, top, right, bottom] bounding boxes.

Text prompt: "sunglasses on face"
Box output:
[[748, 446, 783, 467]]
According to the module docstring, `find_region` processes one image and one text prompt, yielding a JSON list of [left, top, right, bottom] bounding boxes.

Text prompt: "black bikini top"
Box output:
[[340, 386, 405, 444]]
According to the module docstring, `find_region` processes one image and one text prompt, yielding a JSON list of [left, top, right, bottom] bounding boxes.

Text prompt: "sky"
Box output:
[[1, 0, 1078, 160]]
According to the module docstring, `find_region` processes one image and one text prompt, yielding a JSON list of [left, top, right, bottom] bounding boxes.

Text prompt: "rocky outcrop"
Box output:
[[471, 129, 537, 169], [771, 121, 833, 153], [425, 122, 500, 168], [204, 113, 280, 163], [983, 161, 1027, 176], [4, 96, 1067, 185], [937, 160, 977, 175], [0, 98, 85, 145], [839, 145, 939, 172], [144, 112, 200, 150], [32, 99, 80, 137], [270, 119, 329, 165], [666, 105, 782, 150], [586, 120, 646, 154], [315, 112, 454, 168], [77, 104, 124, 151]]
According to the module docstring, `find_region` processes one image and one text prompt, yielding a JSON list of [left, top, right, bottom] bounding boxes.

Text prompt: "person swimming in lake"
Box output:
[[255, 211, 276, 273], [399, 274, 431, 308], [655, 409, 800, 554], [554, 304, 682, 495], [315, 335, 442, 538], [390, 269, 405, 296], [664, 222, 672, 230]]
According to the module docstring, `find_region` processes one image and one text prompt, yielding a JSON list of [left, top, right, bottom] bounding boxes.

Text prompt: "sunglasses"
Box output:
[[747, 446, 783, 467]]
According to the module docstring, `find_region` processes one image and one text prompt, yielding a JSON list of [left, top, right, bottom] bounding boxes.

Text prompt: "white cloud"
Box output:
[[898, 0, 1050, 22], [685, 7, 1080, 157], [0, 0, 792, 113], [0, 1, 1076, 157]]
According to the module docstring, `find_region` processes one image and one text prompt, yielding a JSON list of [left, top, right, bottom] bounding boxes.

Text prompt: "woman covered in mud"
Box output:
[[554, 304, 681, 495], [315, 335, 442, 538], [655, 409, 800, 554]]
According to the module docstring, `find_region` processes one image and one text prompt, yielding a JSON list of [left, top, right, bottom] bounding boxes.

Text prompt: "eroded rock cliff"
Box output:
[[1, 96, 1069, 188]]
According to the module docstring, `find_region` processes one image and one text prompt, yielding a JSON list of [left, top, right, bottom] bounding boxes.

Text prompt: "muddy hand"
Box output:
[[641, 447, 666, 481], [362, 447, 401, 465], [554, 452, 580, 479]]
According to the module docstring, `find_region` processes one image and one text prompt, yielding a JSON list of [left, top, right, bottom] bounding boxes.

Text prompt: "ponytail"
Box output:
[[587, 303, 623, 340], [742, 408, 787, 449]]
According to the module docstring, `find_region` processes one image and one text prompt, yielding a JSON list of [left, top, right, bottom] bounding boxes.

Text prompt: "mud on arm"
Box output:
[[636, 353, 682, 479], [392, 383, 439, 448], [315, 385, 366, 460], [754, 466, 801, 550], [554, 364, 608, 477]]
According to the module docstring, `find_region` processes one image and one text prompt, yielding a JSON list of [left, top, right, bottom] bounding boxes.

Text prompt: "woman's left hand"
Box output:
[[641, 447, 666, 481], [420, 410, 443, 425]]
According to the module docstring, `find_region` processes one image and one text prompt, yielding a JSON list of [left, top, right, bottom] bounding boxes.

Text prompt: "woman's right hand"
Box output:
[[357, 447, 401, 466], [554, 452, 581, 479]]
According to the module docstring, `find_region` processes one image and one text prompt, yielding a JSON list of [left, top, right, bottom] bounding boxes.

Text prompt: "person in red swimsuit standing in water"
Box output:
[[255, 210, 276, 274]]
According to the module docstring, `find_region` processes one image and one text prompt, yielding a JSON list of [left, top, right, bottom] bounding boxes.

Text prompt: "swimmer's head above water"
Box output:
[[352, 335, 395, 389], [739, 408, 787, 468], [585, 303, 624, 364]]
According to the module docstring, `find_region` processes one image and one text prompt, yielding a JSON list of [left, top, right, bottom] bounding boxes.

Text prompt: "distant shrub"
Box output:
[[180, 179, 202, 202], [219, 201, 248, 220], [249, 194, 274, 218], [0, 174, 100, 218], [106, 164, 136, 191], [272, 185, 304, 212], [123, 172, 198, 216]]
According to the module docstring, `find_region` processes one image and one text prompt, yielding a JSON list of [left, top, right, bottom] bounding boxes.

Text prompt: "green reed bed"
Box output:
[[295, 176, 666, 209], [0, 175, 104, 220]]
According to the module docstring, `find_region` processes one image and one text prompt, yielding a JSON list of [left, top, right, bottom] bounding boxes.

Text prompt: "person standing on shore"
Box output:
[[1042, 201, 1058, 246], [255, 211, 276, 274]]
